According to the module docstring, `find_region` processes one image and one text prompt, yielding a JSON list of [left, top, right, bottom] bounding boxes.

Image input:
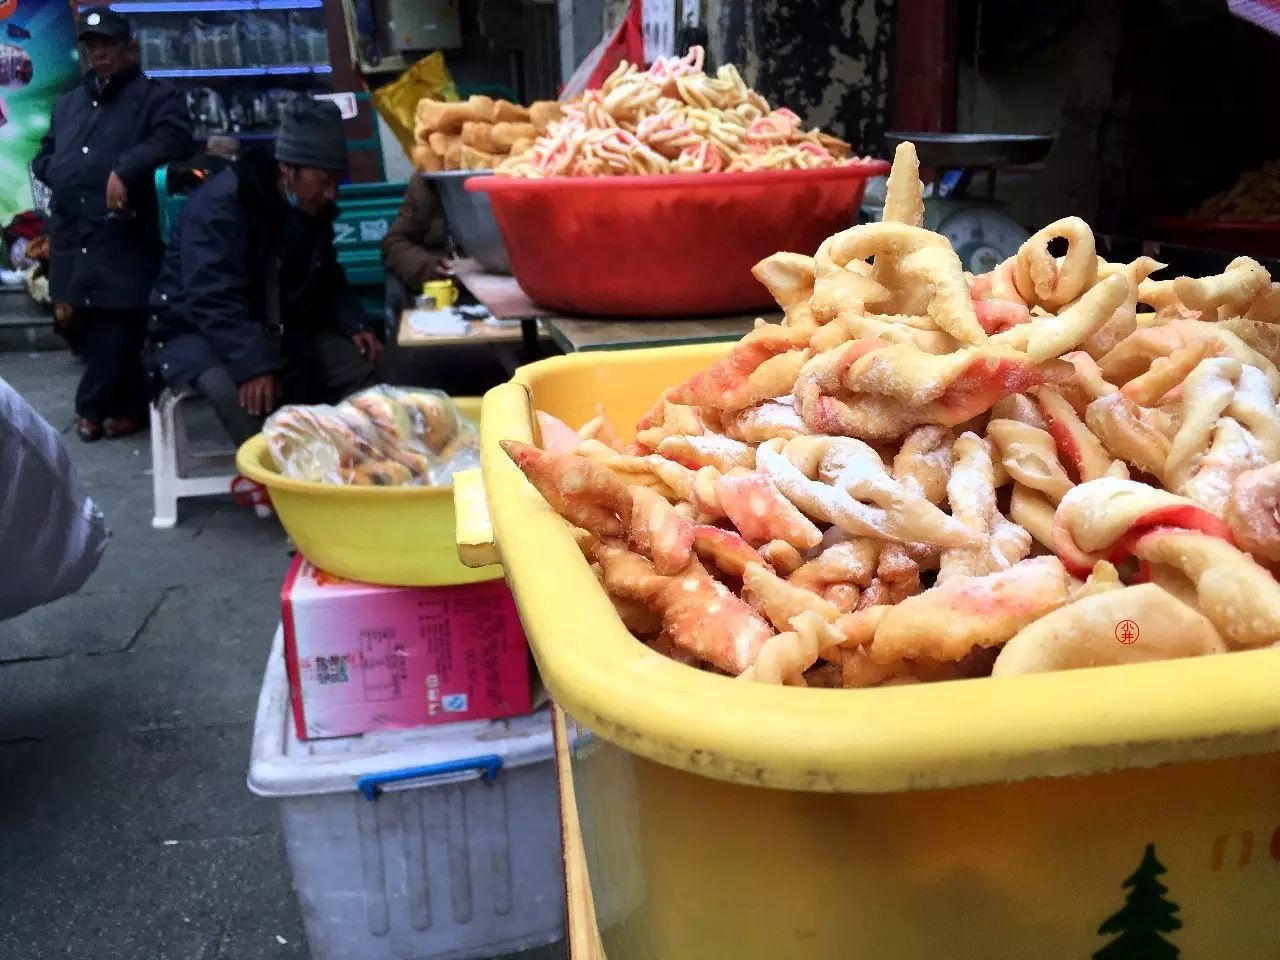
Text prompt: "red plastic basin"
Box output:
[[468, 161, 890, 317]]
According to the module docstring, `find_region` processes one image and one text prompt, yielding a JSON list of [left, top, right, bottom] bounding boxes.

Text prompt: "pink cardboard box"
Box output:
[[281, 557, 532, 740]]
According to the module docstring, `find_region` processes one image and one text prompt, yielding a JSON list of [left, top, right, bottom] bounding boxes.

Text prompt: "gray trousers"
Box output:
[[193, 329, 378, 446]]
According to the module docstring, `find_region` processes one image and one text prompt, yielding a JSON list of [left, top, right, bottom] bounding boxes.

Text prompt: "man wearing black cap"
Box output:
[[148, 97, 382, 447], [32, 7, 192, 442]]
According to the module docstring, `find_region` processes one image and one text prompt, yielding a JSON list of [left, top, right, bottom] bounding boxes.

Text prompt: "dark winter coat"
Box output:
[[31, 65, 192, 311], [148, 148, 370, 389], [381, 175, 446, 292]]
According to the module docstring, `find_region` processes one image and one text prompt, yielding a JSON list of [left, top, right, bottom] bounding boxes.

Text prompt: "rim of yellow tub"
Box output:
[[481, 348, 1280, 795]]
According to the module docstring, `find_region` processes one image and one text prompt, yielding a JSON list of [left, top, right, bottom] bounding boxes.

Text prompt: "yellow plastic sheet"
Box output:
[[371, 52, 459, 157]]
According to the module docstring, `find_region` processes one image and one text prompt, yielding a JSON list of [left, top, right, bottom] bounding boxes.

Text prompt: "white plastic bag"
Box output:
[[264, 387, 479, 487], [0, 376, 108, 622]]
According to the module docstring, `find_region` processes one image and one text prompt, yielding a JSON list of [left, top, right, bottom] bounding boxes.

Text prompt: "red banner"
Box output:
[[560, 1, 645, 100]]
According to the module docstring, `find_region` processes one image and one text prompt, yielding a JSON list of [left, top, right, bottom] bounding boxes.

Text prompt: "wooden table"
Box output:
[[395, 311, 553, 375], [454, 260, 776, 355], [554, 706, 607, 960], [452, 259, 550, 359], [546, 315, 770, 353], [396, 312, 548, 349]]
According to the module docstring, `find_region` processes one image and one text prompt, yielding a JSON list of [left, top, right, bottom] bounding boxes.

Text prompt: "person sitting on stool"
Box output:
[[32, 7, 192, 442], [148, 98, 384, 446], [381, 173, 451, 335]]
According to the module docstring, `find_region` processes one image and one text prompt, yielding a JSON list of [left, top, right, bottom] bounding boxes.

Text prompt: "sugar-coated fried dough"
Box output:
[[939, 432, 1031, 581], [988, 419, 1074, 505], [1130, 529, 1280, 648], [992, 273, 1128, 362], [1014, 216, 1097, 309], [668, 324, 807, 410], [1051, 477, 1234, 578], [759, 436, 979, 547], [628, 486, 694, 574], [868, 557, 1073, 664], [881, 141, 924, 228], [1084, 394, 1171, 479], [1226, 462, 1280, 563], [535, 410, 583, 453], [502, 441, 632, 538], [1174, 256, 1269, 316], [742, 563, 841, 633], [992, 584, 1225, 676], [714, 472, 823, 549], [506, 139, 1280, 689]]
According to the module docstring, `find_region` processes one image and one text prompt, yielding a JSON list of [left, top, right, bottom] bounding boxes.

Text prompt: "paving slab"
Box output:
[[0, 340, 566, 960], [0, 585, 168, 662], [0, 723, 306, 960]]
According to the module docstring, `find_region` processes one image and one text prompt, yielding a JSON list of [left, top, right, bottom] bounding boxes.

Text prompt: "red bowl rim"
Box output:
[[466, 158, 891, 194]]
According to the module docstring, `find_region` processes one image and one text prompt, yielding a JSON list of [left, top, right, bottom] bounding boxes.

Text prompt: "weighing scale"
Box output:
[[883, 132, 1055, 274]]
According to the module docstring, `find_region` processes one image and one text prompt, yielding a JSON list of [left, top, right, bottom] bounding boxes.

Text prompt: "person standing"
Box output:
[[149, 97, 382, 447], [32, 8, 192, 442]]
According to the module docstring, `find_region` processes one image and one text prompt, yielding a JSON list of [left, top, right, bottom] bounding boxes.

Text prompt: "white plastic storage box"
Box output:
[[249, 630, 565, 960]]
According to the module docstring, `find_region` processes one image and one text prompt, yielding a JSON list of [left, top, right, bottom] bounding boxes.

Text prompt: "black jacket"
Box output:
[[381, 175, 445, 292], [148, 148, 370, 389], [32, 66, 192, 311]]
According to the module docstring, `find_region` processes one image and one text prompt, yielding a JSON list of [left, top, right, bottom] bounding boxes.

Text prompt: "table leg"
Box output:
[[492, 344, 523, 377], [521, 319, 540, 361]]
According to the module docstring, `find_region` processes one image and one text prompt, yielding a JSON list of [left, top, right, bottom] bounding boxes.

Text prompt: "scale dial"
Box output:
[[937, 207, 1031, 275]]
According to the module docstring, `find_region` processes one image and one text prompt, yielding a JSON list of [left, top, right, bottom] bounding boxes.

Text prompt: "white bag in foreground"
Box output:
[[0, 376, 108, 622]]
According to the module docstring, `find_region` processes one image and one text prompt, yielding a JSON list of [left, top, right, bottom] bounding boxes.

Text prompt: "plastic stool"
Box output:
[[149, 388, 238, 529]]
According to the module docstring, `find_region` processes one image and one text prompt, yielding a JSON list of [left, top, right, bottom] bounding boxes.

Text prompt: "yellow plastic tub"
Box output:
[[471, 346, 1280, 959], [237, 397, 500, 587]]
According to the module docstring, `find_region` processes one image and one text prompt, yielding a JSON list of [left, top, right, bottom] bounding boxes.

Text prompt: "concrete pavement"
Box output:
[[0, 346, 564, 960]]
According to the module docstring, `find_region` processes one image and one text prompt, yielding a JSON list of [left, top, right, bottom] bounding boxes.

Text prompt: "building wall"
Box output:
[[953, 0, 1121, 228], [1100, 0, 1280, 235], [705, 0, 895, 151]]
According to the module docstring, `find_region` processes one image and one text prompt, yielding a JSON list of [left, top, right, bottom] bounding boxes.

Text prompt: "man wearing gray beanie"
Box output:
[[147, 96, 384, 447]]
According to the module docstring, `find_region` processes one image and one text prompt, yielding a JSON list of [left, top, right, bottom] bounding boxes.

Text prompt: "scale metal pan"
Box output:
[[884, 132, 1054, 169]]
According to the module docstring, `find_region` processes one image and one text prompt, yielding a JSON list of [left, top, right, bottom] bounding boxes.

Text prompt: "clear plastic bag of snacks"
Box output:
[[137, 26, 185, 69], [288, 11, 329, 64], [263, 387, 479, 487], [189, 18, 242, 68], [240, 13, 290, 66], [185, 87, 229, 136]]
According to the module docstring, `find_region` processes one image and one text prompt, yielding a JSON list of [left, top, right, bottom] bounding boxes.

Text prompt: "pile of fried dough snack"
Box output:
[[413, 94, 563, 173], [503, 142, 1280, 687], [1191, 160, 1280, 222], [496, 46, 854, 178]]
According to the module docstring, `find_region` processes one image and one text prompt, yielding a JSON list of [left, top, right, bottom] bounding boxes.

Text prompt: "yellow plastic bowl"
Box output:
[[474, 345, 1280, 960], [237, 397, 500, 587]]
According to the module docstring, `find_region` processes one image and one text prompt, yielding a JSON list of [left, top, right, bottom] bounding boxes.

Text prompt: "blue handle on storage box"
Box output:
[[356, 754, 503, 801]]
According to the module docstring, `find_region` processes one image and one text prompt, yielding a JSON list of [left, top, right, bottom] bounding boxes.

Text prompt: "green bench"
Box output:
[[156, 166, 405, 328]]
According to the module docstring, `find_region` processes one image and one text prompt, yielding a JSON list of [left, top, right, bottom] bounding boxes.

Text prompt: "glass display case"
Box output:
[[85, 1, 334, 139]]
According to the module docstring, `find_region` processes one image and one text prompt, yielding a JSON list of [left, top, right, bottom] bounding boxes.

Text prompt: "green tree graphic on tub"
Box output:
[[1094, 844, 1181, 959]]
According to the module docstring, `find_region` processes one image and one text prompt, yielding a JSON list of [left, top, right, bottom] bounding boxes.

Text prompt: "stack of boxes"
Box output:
[[250, 409, 563, 958], [280, 557, 532, 740]]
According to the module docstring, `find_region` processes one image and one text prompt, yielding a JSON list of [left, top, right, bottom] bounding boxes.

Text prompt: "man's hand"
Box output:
[[352, 330, 383, 363], [435, 258, 457, 277], [106, 171, 128, 211], [238, 373, 279, 418]]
